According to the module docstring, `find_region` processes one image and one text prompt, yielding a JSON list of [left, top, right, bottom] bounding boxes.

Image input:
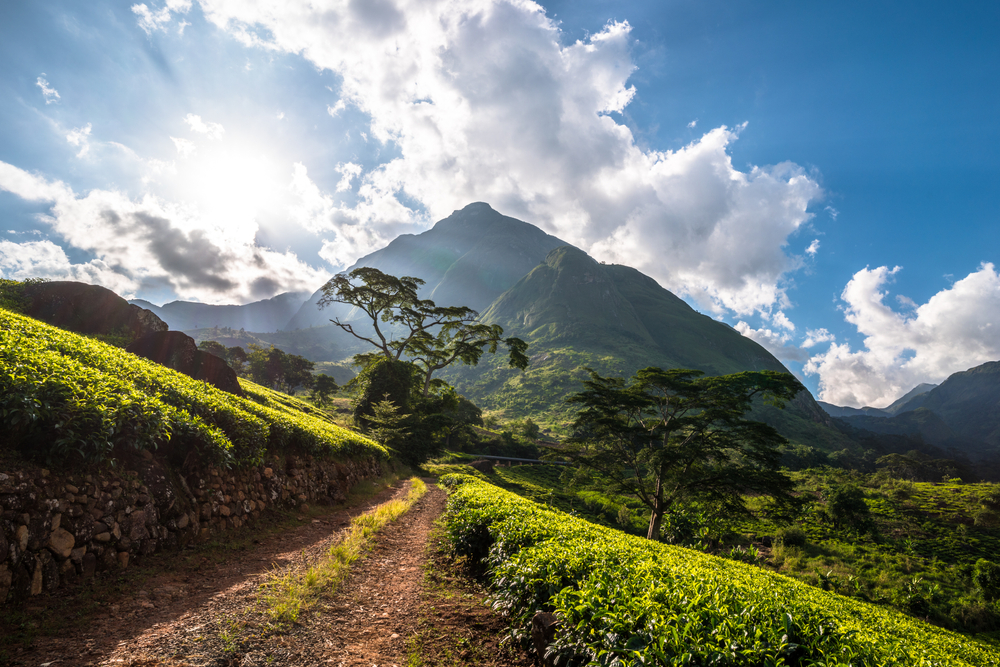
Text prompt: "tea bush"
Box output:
[[442, 474, 1000, 667], [0, 308, 386, 467]]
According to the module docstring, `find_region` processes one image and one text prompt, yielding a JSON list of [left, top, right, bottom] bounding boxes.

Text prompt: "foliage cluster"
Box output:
[[348, 357, 486, 466], [0, 308, 386, 467], [441, 474, 999, 666], [559, 366, 804, 539]]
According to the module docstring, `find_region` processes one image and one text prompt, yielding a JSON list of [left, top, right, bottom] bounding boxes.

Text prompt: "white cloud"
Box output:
[[197, 0, 823, 315], [171, 136, 196, 157], [131, 0, 192, 35], [802, 328, 834, 348], [288, 162, 417, 267], [335, 162, 363, 192], [805, 264, 1000, 407], [66, 123, 93, 158], [36, 76, 60, 104], [805, 239, 820, 256], [184, 113, 225, 140], [0, 160, 327, 303], [0, 240, 136, 295], [687, 119, 697, 129], [276, 111, 285, 120], [735, 321, 808, 362], [327, 100, 346, 117]]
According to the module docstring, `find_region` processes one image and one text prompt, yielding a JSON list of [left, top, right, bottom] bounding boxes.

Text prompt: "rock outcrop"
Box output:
[[126, 331, 244, 396], [23, 281, 167, 341]]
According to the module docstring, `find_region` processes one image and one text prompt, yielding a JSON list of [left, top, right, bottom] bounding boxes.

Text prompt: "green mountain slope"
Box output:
[[442, 246, 850, 448], [914, 361, 1000, 447], [286, 202, 567, 329]]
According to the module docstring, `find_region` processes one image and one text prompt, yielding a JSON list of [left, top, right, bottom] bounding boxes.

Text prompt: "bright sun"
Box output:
[[178, 143, 285, 241]]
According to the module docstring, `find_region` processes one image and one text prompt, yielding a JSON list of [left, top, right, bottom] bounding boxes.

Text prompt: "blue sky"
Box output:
[[1, 0, 998, 407]]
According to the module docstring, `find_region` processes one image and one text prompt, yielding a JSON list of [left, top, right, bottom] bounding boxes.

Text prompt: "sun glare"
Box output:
[[179, 144, 285, 242]]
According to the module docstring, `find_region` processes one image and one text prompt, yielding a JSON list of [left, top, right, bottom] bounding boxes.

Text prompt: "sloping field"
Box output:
[[0, 308, 385, 467], [442, 474, 1000, 666]]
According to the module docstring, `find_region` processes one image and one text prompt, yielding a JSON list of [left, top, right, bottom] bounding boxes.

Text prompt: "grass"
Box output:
[[258, 477, 428, 628]]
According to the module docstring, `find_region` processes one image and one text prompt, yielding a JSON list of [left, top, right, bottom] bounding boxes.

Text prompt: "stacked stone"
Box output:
[[0, 452, 383, 604]]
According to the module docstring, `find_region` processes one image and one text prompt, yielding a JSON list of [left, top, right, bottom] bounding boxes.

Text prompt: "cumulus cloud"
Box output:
[[0, 239, 135, 294], [66, 123, 93, 158], [335, 162, 363, 192], [288, 162, 416, 267], [802, 328, 834, 348], [196, 0, 823, 314], [734, 321, 809, 363], [171, 136, 196, 157], [36, 75, 60, 104], [0, 161, 327, 303], [132, 0, 192, 35], [184, 113, 225, 140], [805, 239, 819, 256], [805, 264, 1000, 407], [326, 100, 346, 117]]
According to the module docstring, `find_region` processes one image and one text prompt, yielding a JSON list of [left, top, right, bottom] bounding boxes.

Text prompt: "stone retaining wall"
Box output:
[[0, 450, 384, 604]]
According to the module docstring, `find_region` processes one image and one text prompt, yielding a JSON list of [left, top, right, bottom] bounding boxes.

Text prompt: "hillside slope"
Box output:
[[0, 308, 384, 467], [443, 246, 849, 448]]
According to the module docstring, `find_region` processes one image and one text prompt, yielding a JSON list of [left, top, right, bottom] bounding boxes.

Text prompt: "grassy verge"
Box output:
[[403, 515, 531, 667], [259, 477, 428, 628]]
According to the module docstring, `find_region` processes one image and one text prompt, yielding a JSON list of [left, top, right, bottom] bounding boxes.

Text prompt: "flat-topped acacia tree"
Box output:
[[318, 267, 528, 396], [558, 367, 804, 540]]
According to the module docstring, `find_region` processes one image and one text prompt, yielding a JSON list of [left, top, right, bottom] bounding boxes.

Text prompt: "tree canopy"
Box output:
[[555, 367, 804, 540], [318, 267, 528, 395]]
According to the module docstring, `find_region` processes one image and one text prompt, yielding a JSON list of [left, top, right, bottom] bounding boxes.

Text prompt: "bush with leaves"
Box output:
[[826, 484, 874, 533]]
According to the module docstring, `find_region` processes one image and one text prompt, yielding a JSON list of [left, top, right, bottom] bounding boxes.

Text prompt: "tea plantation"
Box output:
[[442, 473, 1000, 666], [0, 308, 386, 467]]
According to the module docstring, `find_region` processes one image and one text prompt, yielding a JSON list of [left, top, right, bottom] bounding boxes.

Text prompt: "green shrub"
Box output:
[[442, 474, 999, 667], [974, 559, 1000, 602], [778, 525, 807, 547]]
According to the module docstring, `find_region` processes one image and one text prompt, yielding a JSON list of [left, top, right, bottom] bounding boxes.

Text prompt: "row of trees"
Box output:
[[197, 340, 336, 397]]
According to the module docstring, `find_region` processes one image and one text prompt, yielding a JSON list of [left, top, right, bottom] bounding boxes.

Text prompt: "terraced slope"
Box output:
[[0, 308, 385, 467]]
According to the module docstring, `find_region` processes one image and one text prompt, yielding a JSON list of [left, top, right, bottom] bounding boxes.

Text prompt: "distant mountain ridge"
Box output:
[[818, 383, 937, 419], [131, 291, 310, 333]]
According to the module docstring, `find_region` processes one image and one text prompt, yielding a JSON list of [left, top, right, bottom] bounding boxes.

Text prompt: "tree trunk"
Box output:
[[646, 474, 664, 540]]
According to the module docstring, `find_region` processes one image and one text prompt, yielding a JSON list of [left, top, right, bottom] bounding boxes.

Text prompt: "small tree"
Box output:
[[367, 395, 411, 454], [974, 559, 1000, 602], [198, 340, 229, 358], [825, 484, 873, 533], [310, 374, 339, 407], [556, 367, 803, 540]]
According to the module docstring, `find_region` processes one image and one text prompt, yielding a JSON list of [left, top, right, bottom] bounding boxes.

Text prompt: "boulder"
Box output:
[[23, 281, 167, 341], [126, 331, 244, 396], [531, 611, 559, 666]]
